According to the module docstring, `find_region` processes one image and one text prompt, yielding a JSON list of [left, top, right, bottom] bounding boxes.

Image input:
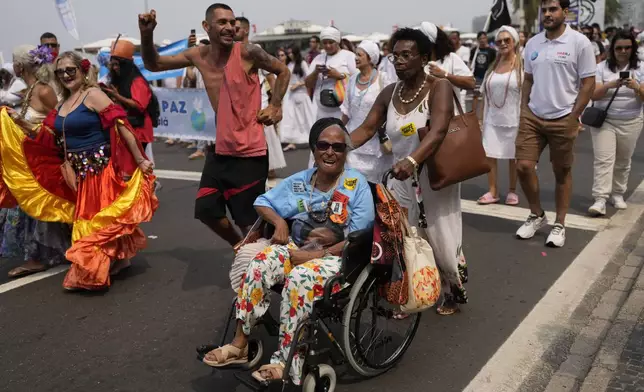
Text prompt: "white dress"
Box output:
[[432, 52, 473, 112], [480, 69, 521, 159], [385, 84, 468, 304], [341, 72, 393, 183], [308, 50, 358, 120], [280, 61, 315, 145], [259, 71, 286, 171]]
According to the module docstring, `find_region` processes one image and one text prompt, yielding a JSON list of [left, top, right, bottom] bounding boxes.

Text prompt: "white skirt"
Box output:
[[280, 90, 315, 145], [482, 123, 518, 160], [265, 125, 286, 171]]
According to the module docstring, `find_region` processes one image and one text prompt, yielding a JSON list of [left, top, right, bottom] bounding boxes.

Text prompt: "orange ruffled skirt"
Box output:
[[0, 109, 158, 290]]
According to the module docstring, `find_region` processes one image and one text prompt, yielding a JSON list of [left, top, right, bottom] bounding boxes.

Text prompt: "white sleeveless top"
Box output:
[[24, 106, 47, 124], [385, 83, 431, 162]]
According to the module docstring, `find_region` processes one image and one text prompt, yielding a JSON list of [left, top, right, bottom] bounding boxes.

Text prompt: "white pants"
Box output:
[[389, 169, 468, 303], [590, 115, 644, 200]]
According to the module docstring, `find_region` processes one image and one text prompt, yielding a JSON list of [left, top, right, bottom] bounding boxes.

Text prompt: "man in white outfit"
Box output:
[[514, 0, 596, 248]]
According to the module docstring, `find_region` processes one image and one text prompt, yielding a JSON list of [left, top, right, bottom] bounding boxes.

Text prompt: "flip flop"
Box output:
[[8, 264, 48, 279], [202, 344, 249, 367], [251, 363, 285, 383], [505, 192, 520, 206], [477, 192, 500, 205]]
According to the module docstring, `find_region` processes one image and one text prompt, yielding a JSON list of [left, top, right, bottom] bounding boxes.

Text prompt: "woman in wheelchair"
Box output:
[[202, 118, 375, 385]]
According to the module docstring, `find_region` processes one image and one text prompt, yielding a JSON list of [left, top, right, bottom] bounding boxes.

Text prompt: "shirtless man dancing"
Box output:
[[139, 3, 290, 247]]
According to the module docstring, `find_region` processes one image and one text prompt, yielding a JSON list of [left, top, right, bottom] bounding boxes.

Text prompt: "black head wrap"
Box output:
[[308, 117, 349, 152]]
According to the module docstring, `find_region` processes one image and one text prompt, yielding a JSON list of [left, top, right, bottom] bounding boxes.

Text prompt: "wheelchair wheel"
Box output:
[[302, 364, 336, 392], [342, 264, 421, 377]]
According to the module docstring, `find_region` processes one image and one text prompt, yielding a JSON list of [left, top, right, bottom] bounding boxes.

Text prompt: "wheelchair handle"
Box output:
[[382, 169, 394, 188]]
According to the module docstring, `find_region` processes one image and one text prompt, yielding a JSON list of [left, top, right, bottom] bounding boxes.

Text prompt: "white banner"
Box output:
[[152, 87, 216, 141], [54, 0, 80, 41], [571, 0, 606, 27]]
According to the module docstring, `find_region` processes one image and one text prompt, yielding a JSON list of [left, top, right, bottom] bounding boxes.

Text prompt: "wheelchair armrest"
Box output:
[[323, 227, 374, 304]]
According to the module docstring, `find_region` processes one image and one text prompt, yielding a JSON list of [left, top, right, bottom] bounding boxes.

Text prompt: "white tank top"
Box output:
[[385, 82, 431, 162]]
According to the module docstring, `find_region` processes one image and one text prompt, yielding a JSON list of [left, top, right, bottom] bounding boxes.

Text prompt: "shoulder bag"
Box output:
[[581, 85, 621, 128], [419, 87, 490, 191], [319, 55, 347, 108]]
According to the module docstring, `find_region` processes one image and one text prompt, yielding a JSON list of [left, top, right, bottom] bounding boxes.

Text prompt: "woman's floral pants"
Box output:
[[235, 243, 341, 385]]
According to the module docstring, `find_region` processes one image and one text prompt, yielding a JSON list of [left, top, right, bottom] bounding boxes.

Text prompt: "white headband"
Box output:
[[358, 40, 380, 65], [498, 25, 520, 44], [418, 21, 438, 43], [320, 27, 341, 43]]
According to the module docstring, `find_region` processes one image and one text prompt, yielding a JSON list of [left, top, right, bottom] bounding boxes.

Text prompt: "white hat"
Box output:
[[357, 40, 380, 65], [320, 27, 341, 43], [418, 22, 438, 43]]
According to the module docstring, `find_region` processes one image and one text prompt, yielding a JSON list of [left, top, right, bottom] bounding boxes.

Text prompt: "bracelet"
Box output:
[[405, 156, 419, 169]]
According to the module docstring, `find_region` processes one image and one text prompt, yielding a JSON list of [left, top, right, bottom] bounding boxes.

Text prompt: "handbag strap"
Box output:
[[60, 91, 86, 161], [601, 84, 621, 112]]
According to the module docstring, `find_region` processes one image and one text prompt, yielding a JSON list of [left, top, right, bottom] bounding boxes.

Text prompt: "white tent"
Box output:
[[75, 36, 143, 54], [343, 34, 366, 43], [365, 32, 391, 43]]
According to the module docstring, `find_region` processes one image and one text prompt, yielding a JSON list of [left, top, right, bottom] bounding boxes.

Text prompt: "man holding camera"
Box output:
[[138, 3, 290, 248]]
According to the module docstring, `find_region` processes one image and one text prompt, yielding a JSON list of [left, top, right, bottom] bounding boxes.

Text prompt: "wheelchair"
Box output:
[[196, 184, 421, 392]]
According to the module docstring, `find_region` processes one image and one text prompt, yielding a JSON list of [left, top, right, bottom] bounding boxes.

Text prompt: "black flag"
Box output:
[[487, 0, 512, 32]]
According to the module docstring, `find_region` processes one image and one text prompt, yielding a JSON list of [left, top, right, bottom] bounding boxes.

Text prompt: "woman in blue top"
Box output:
[[202, 118, 375, 385]]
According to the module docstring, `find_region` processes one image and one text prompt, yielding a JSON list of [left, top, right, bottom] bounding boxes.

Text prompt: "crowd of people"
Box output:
[[1, 0, 644, 385]]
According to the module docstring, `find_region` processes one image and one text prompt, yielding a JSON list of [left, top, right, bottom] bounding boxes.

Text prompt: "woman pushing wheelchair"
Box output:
[[201, 118, 375, 385]]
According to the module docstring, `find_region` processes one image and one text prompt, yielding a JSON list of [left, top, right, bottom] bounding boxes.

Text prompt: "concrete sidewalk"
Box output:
[[545, 232, 644, 392]]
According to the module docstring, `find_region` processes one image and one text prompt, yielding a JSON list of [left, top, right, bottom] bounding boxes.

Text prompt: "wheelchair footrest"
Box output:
[[234, 371, 283, 392]]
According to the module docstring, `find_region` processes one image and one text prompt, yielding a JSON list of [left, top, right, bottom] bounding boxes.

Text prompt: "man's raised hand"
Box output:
[[138, 10, 158, 35]]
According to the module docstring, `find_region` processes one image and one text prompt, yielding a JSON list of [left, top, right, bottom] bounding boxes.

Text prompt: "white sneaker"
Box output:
[[610, 195, 627, 210], [516, 213, 548, 239], [546, 224, 566, 248], [588, 199, 606, 216]]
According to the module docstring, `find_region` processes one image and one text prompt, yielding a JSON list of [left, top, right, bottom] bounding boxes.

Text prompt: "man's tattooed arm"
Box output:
[[243, 44, 290, 107]]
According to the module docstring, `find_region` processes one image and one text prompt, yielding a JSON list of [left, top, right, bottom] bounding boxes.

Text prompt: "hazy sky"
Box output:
[[0, 0, 512, 61]]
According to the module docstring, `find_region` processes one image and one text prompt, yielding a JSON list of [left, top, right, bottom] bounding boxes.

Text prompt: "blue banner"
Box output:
[[99, 39, 189, 82], [152, 87, 216, 141]]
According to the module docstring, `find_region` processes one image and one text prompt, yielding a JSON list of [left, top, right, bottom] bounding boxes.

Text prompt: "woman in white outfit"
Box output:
[[281, 46, 315, 151], [341, 40, 393, 183], [305, 26, 358, 121], [588, 31, 644, 216], [351, 28, 466, 315], [419, 22, 475, 112], [259, 67, 287, 177], [478, 26, 523, 206]]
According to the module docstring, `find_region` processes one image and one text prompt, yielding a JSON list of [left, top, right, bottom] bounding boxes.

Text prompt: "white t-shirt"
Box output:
[[593, 61, 643, 119], [455, 46, 471, 66], [0, 77, 27, 108], [378, 57, 398, 86], [432, 52, 473, 110], [309, 49, 358, 119], [524, 25, 597, 119]]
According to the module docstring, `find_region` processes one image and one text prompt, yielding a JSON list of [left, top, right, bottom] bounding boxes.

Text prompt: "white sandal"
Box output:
[[202, 344, 249, 367]]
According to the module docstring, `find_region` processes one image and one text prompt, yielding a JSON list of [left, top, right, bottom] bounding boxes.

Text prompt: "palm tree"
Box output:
[[512, 0, 622, 32]]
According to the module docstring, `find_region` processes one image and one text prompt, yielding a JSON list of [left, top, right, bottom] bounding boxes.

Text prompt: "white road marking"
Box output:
[[156, 170, 607, 232], [463, 179, 644, 392], [461, 200, 608, 232], [0, 265, 69, 295]]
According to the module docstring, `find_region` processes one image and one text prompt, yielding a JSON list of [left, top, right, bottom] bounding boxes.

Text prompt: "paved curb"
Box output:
[[543, 234, 644, 392]]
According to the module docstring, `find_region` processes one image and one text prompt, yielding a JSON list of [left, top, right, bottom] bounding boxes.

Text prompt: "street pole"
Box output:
[[519, 0, 526, 32]]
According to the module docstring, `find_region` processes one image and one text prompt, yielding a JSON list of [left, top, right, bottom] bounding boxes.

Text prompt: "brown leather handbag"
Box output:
[[419, 90, 490, 190]]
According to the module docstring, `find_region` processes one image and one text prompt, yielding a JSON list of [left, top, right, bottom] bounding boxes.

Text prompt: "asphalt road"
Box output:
[[1, 132, 644, 392]]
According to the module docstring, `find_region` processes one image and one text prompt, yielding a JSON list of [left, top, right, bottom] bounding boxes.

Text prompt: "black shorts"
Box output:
[[194, 148, 268, 227]]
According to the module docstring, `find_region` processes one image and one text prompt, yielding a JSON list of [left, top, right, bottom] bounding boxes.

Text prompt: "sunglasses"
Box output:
[[615, 46, 633, 51], [41, 43, 59, 49], [316, 141, 347, 153], [54, 67, 78, 78], [495, 38, 513, 46]]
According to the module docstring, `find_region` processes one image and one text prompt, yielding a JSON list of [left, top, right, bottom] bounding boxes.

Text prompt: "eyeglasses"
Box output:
[[54, 67, 78, 78], [495, 38, 513, 46], [316, 141, 347, 153], [387, 51, 419, 63], [615, 46, 633, 52]]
